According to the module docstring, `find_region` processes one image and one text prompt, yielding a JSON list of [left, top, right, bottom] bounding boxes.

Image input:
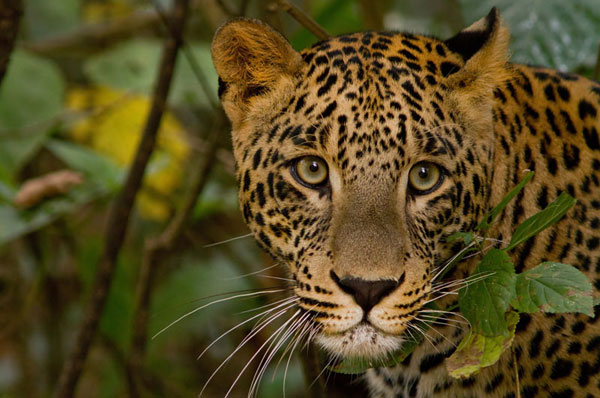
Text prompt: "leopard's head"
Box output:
[[212, 8, 512, 360]]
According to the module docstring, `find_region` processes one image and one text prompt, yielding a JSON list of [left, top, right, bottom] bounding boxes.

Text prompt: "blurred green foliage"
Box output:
[[0, 1, 598, 397]]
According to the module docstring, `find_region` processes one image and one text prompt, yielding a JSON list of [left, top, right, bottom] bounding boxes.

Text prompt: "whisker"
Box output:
[[419, 309, 471, 326], [255, 275, 296, 282], [275, 311, 312, 374], [249, 312, 306, 396], [252, 314, 310, 397], [431, 240, 479, 281], [152, 289, 287, 339], [419, 318, 464, 330], [415, 318, 457, 347], [418, 313, 469, 326], [235, 296, 297, 316], [203, 232, 253, 248], [199, 306, 294, 397], [224, 310, 302, 398], [197, 297, 299, 360], [431, 271, 493, 290], [309, 352, 337, 390], [427, 272, 496, 302], [150, 286, 292, 320], [408, 323, 438, 352], [282, 318, 313, 397], [224, 262, 281, 280]]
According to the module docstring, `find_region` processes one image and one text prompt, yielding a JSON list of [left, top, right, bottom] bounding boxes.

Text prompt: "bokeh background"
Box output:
[[0, 0, 599, 397]]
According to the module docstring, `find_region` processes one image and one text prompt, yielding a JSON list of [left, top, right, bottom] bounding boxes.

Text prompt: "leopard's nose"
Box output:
[[330, 271, 403, 313]]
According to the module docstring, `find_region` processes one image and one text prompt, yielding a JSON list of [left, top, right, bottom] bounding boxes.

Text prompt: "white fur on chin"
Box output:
[[315, 323, 404, 360]]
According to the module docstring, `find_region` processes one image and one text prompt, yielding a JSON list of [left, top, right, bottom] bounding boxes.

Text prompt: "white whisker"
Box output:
[[197, 297, 298, 360], [249, 312, 306, 396], [417, 319, 457, 347], [255, 275, 296, 282], [282, 318, 313, 397], [224, 310, 301, 398], [409, 323, 438, 352], [153, 289, 286, 339], [236, 296, 297, 316], [418, 313, 468, 326], [199, 306, 293, 397], [224, 262, 281, 280], [203, 233, 253, 248], [431, 240, 479, 281]]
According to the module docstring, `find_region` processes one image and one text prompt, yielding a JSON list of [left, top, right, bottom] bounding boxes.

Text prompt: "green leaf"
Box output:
[[506, 192, 576, 250], [45, 139, 124, 191], [447, 232, 475, 245], [328, 356, 380, 375], [0, 141, 122, 244], [459, 0, 600, 71], [512, 262, 594, 316], [24, 0, 81, 40], [0, 51, 65, 177], [0, 186, 103, 245], [446, 311, 518, 378], [459, 249, 516, 336], [477, 171, 533, 232], [83, 39, 218, 107]]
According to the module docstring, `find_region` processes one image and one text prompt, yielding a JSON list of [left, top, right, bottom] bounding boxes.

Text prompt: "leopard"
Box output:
[[211, 7, 600, 398]]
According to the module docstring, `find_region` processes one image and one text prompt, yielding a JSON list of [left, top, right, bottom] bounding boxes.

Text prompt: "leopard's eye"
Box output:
[[292, 156, 329, 187], [408, 162, 443, 194]]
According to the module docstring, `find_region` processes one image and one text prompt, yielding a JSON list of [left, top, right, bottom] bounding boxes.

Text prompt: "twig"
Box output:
[[301, 343, 327, 398], [513, 348, 521, 398], [54, 0, 191, 397], [127, 111, 224, 396], [593, 41, 600, 81], [0, 0, 22, 83], [215, 0, 239, 16], [275, 0, 329, 40], [357, 0, 384, 30], [151, 0, 219, 110]]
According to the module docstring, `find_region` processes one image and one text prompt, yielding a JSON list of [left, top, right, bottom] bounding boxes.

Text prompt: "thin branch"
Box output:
[[593, 41, 600, 81], [54, 0, 191, 397], [151, 0, 219, 110], [357, 0, 384, 31], [301, 343, 327, 398], [215, 0, 239, 16], [127, 111, 224, 396], [275, 0, 329, 40]]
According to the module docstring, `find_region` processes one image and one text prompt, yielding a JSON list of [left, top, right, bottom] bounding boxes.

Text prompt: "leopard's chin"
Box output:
[[315, 322, 404, 360]]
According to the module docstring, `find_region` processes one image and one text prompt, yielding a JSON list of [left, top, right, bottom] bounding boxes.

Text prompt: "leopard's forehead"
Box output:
[[258, 32, 470, 186], [300, 31, 465, 82]]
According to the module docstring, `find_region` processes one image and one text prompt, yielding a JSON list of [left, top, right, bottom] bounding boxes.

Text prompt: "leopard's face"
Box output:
[[213, 12, 510, 360]]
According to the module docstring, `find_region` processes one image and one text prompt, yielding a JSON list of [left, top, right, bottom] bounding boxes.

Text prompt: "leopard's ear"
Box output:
[[443, 8, 513, 131], [212, 19, 303, 125], [445, 7, 509, 64]]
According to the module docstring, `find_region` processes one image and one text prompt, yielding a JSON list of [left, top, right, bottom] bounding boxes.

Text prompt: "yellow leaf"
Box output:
[[65, 86, 189, 221]]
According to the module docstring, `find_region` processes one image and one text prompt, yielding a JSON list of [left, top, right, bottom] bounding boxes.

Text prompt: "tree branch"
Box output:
[[0, 0, 22, 83], [54, 1, 191, 396], [127, 112, 224, 396], [593, 41, 600, 81], [275, 0, 329, 40]]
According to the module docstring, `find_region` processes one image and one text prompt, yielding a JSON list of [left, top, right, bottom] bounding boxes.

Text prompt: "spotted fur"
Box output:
[[212, 8, 600, 398]]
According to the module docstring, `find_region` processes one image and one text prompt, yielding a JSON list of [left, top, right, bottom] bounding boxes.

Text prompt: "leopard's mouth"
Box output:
[[315, 322, 405, 360]]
